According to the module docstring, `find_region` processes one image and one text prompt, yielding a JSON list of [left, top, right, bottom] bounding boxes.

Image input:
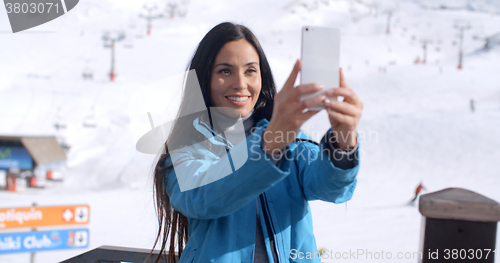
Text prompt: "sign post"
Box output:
[[31, 202, 36, 263]]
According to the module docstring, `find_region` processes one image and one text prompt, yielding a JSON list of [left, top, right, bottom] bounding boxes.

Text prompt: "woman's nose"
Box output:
[[232, 72, 247, 90]]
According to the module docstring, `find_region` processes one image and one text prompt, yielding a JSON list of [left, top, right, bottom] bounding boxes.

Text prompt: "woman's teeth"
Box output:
[[227, 96, 249, 102]]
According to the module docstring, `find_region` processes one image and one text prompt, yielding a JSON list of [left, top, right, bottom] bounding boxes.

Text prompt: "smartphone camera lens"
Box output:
[[305, 28, 309, 31]]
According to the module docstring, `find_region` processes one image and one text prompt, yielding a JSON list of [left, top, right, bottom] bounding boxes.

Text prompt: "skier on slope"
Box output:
[[409, 183, 426, 205]]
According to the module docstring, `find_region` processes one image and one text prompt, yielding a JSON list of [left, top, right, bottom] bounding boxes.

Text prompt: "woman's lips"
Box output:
[[225, 96, 250, 106]]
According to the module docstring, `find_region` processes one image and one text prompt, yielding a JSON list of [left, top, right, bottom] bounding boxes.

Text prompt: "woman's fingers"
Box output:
[[300, 109, 321, 121], [282, 59, 302, 92], [296, 93, 326, 112], [327, 109, 357, 127], [339, 68, 349, 89], [325, 88, 362, 107], [324, 99, 360, 118], [291, 83, 324, 102], [272, 62, 363, 136]]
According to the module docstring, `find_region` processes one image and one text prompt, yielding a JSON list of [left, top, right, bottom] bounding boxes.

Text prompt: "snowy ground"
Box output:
[[1, 0, 500, 262]]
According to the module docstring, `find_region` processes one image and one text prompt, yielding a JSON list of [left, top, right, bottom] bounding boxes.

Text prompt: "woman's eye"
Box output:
[[218, 69, 230, 74], [247, 68, 257, 73]]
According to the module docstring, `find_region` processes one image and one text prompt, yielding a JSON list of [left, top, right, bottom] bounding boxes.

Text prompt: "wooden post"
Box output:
[[418, 188, 500, 262], [31, 202, 37, 263]]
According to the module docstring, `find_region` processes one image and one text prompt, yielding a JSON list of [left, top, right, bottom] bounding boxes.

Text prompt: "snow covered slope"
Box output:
[[1, 0, 500, 262]]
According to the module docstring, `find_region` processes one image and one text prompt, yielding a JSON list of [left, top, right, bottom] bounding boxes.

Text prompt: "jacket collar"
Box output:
[[193, 113, 230, 147], [192, 112, 270, 148]]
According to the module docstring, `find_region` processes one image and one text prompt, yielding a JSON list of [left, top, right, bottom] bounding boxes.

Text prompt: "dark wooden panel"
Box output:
[[422, 217, 497, 262]]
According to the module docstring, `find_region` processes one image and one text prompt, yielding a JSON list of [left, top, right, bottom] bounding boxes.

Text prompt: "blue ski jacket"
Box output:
[[164, 116, 359, 263]]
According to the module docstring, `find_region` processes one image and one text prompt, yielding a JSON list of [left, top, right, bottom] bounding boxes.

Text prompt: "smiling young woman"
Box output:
[[151, 22, 362, 263], [210, 39, 262, 118]]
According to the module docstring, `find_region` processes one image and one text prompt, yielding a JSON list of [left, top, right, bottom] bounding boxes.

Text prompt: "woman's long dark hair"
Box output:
[[151, 22, 277, 263]]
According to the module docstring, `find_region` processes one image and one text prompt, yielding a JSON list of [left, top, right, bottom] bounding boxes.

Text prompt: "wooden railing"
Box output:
[[60, 245, 175, 263]]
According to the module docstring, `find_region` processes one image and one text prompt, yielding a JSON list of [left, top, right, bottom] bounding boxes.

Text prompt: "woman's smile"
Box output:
[[225, 95, 251, 105]]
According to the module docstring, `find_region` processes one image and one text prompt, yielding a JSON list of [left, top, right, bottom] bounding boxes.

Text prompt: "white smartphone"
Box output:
[[300, 26, 340, 111]]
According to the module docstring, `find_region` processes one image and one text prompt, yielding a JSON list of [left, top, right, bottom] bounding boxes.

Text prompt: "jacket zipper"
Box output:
[[260, 193, 280, 263], [206, 114, 279, 261]]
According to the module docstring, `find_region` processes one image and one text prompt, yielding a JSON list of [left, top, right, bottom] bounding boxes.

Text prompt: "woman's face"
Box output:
[[210, 39, 262, 118]]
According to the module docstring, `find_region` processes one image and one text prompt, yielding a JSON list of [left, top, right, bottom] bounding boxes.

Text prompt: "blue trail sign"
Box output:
[[0, 228, 88, 254]]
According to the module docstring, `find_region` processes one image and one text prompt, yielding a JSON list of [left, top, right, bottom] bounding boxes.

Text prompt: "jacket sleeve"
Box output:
[[164, 126, 291, 220], [295, 128, 360, 203]]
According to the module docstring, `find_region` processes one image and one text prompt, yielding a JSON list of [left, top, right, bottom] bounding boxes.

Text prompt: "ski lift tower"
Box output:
[[385, 10, 393, 34], [165, 0, 188, 19], [166, 2, 178, 19], [454, 20, 471, 70], [420, 39, 432, 64], [140, 4, 163, 35], [102, 30, 125, 82]]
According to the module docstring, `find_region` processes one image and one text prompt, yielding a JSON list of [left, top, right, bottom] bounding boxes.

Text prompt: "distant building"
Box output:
[[0, 135, 66, 191]]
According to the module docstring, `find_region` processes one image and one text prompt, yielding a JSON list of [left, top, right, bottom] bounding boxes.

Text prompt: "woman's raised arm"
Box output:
[[164, 125, 290, 220]]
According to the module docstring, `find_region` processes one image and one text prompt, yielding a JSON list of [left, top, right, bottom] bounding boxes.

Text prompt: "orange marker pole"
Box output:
[[6, 175, 16, 192], [46, 170, 53, 180]]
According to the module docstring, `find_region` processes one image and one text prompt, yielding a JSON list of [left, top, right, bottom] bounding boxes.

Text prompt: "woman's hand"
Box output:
[[262, 59, 325, 153], [324, 68, 363, 151]]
